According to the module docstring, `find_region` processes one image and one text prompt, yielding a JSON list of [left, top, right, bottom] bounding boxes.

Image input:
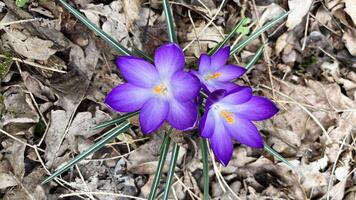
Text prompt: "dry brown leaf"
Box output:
[[342, 30, 356, 56], [344, 0, 356, 25], [2, 86, 39, 126], [0, 173, 17, 189], [1, 139, 26, 179], [3, 28, 57, 60], [122, 0, 140, 30], [66, 108, 111, 152], [81, 1, 130, 48], [286, 0, 313, 30]]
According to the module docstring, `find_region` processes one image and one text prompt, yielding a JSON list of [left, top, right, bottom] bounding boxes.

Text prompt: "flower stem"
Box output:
[[163, 142, 180, 200], [200, 138, 209, 200], [148, 128, 173, 200]]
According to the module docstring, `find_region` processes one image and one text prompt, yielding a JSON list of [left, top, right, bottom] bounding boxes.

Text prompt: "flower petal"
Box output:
[[140, 98, 169, 134], [210, 46, 230, 68], [167, 100, 198, 130], [206, 89, 226, 109], [215, 64, 246, 81], [220, 86, 252, 105], [116, 56, 159, 88], [105, 83, 150, 112], [231, 96, 279, 121], [171, 71, 200, 102], [224, 116, 264, 148], [206, 81, 240, 93], [154, 43, 185, 78], [210, 123, 233, 166], [199, 109, 215, 138], [198, 54, 211, 73]]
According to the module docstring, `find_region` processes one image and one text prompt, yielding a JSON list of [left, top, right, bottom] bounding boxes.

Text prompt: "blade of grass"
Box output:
[[230, 11, 290, 55], [200, 138, 209, 200], [41, 121, 131, 184], [162, 0, 178, 43], [132, 47, 154, 63], [208, 17, 250, 56], [58, 0, 152, 60], [148, 128, 173, 200], [162, 143, 180, 200], [245, 45, 264, 72], [58, 0, 131, 56], [264, 144, 294, 170], [92, 111, 139, 130]]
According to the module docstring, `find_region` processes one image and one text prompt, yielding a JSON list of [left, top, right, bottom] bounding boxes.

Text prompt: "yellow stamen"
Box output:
[[220, 110, 234, 124], [153, 84, 167, 95], [205, 72, 222, 80]]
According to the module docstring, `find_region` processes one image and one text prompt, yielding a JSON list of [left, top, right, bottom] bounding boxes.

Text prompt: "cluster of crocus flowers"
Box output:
[[105, 43, 278, 165]]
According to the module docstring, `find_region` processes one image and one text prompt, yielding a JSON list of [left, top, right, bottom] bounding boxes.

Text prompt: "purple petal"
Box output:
[[198, 54, 211, 73], [167, 100, 197, 130], [199, 109, 215, 138], [116, 56, 159, 88], [105, 83, 151, 112], [171, 71, 200, 102], [231, 96, 279, 121], [220, 86, 252, 105], [224, 116, 264, 148], [154, 43, 185, 78], [206, 90, 226, 109], [210, 46, 230, 68], [140, 98, 169, 134], [215, 64, 246, 81], [210, 123, 233, 166], [206, 81, 240, 93]]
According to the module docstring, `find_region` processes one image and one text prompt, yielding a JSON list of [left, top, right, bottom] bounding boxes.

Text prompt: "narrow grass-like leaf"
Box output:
[[58, 0, 132, 56], [41, 122, 131, 184], [245, 45, 264, 72], [200, 138, 209, 200], [162, 0, 178, 43], [230, 11, 290, 55], [148, 128, 173, 200], [163, 143, 180, 200], [264, 144, 294, 170], [208, 17, 250, 56], [132, 47, 154, 63], [92, 111, 139, 130]]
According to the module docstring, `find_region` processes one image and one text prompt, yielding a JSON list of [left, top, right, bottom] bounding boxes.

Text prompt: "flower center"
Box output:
[[153, 84, 168, 96], [205, 72, 222, 81], [220, 110, 235, 124]]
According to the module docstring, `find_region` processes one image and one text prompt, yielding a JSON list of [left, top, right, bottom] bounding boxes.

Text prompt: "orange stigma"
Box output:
[[205, 72, 222, 80], [153, 84, 167, 95], [220, 110, 234, 123]]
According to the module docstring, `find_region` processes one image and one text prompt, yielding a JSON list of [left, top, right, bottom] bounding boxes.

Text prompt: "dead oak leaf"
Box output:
[[286, 0, 313, 30]]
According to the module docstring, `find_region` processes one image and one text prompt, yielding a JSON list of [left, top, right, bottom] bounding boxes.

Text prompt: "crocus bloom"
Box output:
[[191, 46, 246, 93], [199, 87, 278, 166], [105, 43, 200, 134]]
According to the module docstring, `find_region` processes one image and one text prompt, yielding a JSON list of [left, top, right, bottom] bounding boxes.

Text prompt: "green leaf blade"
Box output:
[[264, 144, 295, 170], [200, 138, 209, 200], [208, 17, 250, 56], [245, 45, 264, 72], [163, 143, 180, 200], [231, 11, 290, 55], [148, 128, 173, 200], [92, 111, 139, 130], [162, 0, 178, 43], [41, 121, 131, 185]]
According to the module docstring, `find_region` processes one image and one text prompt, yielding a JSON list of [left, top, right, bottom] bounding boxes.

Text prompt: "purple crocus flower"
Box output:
[[105, 43, 200, 134], [191, 46, 246, 93], [199, 87, 278, 166]]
